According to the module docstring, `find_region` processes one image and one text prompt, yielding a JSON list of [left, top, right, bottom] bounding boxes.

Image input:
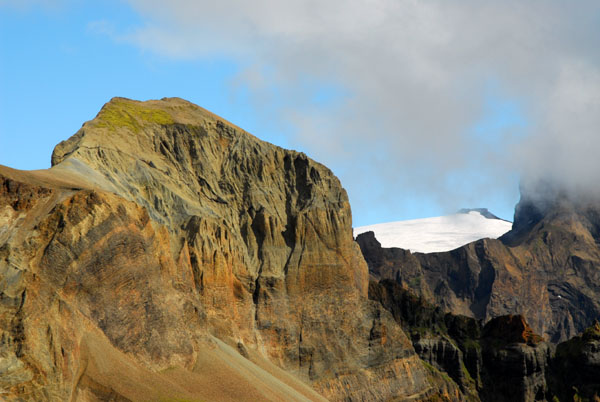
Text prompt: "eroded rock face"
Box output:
[[369, 280, 553, 402], [480, 342, 551, 402], [357, 185, 600, 343], [479, 316, 551, 402], [0, 177, 206, 400], [552, 322, 600, 401], [412, 338, 469, 395], [0, 97, 435, 400]]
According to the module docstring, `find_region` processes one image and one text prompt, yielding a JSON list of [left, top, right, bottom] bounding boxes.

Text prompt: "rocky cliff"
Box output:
[[369, 279, 556, 402], [369, 277, 600, 401], [0, 97, 458, 401], [358, 184, 600, 343], [551, 321, 600, 400]]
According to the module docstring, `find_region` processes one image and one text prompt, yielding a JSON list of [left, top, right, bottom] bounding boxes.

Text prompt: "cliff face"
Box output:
[[369, 279, 555, 402], [369, 277, 600, 402], [552, 321, 600, 401], [358, 186, 600, 343], [0, 97, 446, 400]]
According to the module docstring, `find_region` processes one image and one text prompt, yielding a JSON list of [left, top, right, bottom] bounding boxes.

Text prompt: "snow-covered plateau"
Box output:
[[354, 209, 512, 253]]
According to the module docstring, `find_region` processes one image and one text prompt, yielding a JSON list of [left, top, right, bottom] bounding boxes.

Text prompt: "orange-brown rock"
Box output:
[[481, 315, 544, 346], [0, 97, 451, 401]]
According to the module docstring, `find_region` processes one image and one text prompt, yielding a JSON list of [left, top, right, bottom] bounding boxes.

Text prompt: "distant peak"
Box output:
[[457, 208, 506, 221], [354, 209, 512, 253]]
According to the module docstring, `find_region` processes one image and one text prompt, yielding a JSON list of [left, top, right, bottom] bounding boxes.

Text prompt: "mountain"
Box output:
[[0, 97, 458, 401], [354, 208, 512, 253], [3, 96, 600, 401], [357, 183, 600, 343]]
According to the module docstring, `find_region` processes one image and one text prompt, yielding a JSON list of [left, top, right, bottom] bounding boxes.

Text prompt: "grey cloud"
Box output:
[[120, 0, 600, 224]]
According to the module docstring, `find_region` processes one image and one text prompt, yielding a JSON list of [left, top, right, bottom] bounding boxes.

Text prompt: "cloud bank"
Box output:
[[116, 0, 600, 224]]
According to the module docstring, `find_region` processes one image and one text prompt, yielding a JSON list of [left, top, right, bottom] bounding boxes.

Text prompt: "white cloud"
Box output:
[[113, 0, 600, 223]]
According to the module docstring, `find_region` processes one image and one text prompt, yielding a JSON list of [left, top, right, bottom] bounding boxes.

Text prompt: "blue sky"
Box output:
[[0, 2, 286, 167], [1, 1, 598, 227]]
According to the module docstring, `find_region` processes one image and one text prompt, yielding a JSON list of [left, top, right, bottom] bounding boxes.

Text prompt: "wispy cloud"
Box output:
[[87, 19, 117, 37], [99, 0, 600, 223]]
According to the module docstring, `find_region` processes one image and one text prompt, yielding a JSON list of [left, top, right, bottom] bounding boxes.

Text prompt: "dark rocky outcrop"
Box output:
[[368, 276, 600, 402], [481, 315, 544, 346], [457, 208, 506, 221], [551, 322, 600, 401], [369, 279, 556, 402], [478, 316, 551, 402]]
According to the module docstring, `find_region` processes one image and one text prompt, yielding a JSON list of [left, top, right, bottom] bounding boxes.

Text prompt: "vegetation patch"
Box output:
[[422, 360, 453, 384], [94, 99, 174, 132]]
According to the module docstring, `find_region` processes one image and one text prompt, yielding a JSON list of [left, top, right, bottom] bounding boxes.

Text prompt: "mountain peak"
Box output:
[[4, 97, 434, 400], [457, 207, 505, 221], [501, 179, 600, 247], [51, 97, 253, 167], [49, 97, 340, 232]]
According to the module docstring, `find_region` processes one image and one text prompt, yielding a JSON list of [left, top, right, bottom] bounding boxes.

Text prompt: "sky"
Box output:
[[1, 1, 599, 227]]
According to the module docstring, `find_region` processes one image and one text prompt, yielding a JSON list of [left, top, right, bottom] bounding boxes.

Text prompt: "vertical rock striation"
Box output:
[[369, 279, 555, 401]]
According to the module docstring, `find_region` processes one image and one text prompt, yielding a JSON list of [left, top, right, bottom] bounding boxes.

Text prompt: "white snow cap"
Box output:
[[354, 209, 512, 254]]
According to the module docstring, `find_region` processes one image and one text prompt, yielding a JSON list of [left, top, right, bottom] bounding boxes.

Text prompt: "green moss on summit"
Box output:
[[93, 98, 174, 132]]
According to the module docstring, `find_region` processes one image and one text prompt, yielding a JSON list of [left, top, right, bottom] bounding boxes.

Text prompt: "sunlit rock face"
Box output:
[[0, 97, 446, 401]]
